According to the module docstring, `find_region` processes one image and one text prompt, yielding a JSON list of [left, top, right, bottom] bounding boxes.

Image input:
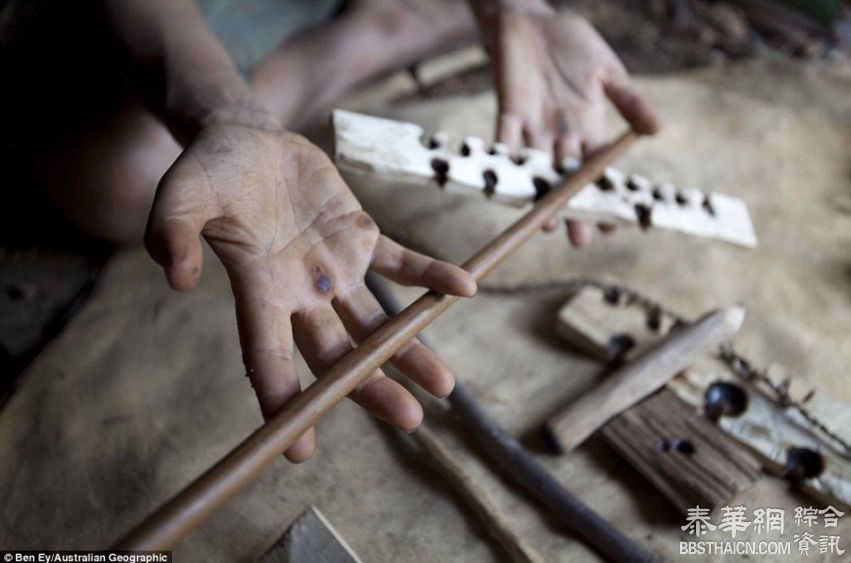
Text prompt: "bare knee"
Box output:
[[41, 103, 180, 244]]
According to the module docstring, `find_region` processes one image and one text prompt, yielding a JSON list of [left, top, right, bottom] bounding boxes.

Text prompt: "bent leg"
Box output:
[[36, 101, 181, 245], [253, 0, 478, 128]]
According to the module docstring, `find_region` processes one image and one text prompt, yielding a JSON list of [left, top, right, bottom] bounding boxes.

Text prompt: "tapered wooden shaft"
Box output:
[[115, 130, 639, 550], [413, 425, 544, 563]]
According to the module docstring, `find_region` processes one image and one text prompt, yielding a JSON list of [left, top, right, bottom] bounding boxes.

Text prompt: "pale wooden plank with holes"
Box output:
[[333, 110, 757, 247]]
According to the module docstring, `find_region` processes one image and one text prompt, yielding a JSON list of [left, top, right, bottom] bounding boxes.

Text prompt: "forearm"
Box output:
[[104, 0, 277, 143]]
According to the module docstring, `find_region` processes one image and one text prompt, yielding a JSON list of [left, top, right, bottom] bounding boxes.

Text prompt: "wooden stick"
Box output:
[[412, 425, 544, 563], [367, 275, 658, 563], [545, 304, 746, 452], [114, 130, 639, 550]]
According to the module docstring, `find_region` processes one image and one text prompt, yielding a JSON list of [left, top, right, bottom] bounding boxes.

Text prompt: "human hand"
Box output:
[[144, 112, 476, 462], [485, 7, 660, 246]]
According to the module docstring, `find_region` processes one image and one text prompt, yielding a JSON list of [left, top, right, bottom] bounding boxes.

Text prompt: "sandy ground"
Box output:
[[0, 53, 849, 561]]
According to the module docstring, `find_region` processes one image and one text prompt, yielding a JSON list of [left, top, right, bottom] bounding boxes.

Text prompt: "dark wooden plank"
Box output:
[[602, 389, 762, 514]]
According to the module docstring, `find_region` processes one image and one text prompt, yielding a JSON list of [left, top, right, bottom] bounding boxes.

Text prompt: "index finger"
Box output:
[[604, 70, 661, 135], [370, 235, 476, 297]]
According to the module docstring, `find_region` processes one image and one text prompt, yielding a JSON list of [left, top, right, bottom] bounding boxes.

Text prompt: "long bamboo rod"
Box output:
[[114, 130, 639, 550]]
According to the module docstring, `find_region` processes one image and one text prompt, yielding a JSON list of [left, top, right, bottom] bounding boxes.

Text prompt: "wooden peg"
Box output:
[[546, 305, 745, 452]]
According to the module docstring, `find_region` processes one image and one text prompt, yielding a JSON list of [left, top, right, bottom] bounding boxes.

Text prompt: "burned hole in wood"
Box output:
[[482, 169, 498, 196], [783, 447, 825, 480], [655, 439, 670, 452], [596, 175, 615, 192], [626, 178, 641, 192], [553, 161, 566, 175], [487, 146, 497, 156], [702, 194, 716, 216], [603, 287, 621, 305], [424, 136, 441, 150], [704, 381, 748, 421], [652, 187, 664, 201], [431, 158, 450, 187], [512, 154, 527, 166], [635, 204, 653, 230], [675, 192, 689, 206], [460, 142, 471, 157], [673, 439, 695, 455], [606, 333, 636, 362], [646, 308, 663, 332], [532, 177, 552, 201]]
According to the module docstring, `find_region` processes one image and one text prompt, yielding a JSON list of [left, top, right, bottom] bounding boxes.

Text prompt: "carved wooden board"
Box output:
[[602, 388, 762, 514], [557, 286, 851, 509], [333, 110, 758, 248]]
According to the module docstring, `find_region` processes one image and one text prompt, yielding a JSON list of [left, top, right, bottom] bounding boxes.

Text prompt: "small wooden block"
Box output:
[[555, 287, 674, 361], [261, 506, 363, 563], [601, 389, 762, 514]]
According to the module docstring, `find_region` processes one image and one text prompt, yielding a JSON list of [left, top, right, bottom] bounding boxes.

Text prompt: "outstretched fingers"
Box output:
[[370, 236, 476, 297], [293, 305, 423, 432], [604, 68, 661, 136], [553, 114, 595, 248], [497, 112, 524, 154], [334, 283, 455, 398], [234, 292, 315, 462]]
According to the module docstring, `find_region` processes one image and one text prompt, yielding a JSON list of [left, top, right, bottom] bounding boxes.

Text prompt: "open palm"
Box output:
[[145, 122, 476, 462], [490, 9, 660, 245]]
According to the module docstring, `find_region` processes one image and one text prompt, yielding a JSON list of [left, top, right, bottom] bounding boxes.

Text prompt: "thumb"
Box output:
[[145, 215, 206, 291], [604, 71, 661, 136], [145, 154, 217, 291]]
